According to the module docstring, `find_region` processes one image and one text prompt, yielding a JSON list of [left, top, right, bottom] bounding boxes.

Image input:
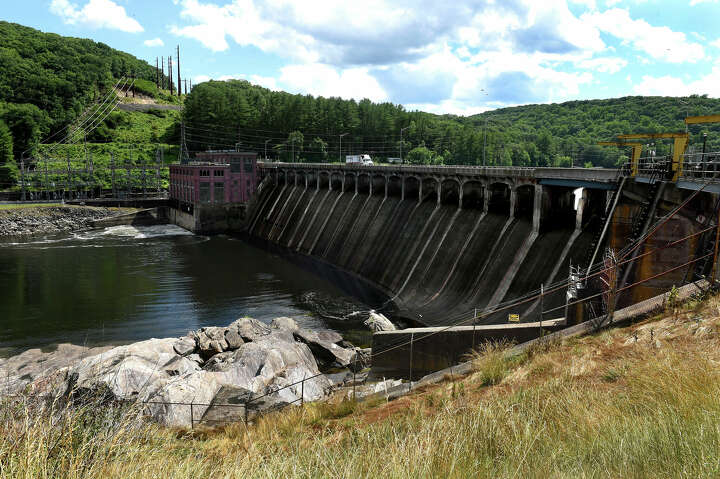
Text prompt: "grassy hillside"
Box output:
[[3, 291, 720, 477], [0, 20, 182, 176]]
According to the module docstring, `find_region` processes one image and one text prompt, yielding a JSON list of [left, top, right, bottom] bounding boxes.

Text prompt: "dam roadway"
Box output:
[[246, 163, 625, 326]]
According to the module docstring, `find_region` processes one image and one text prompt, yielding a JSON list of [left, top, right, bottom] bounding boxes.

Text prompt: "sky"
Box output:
[[3, 0, 720, 116]]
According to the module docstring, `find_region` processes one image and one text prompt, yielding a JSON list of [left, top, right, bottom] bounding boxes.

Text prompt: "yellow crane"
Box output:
[[685, 114, 720, 125], [616, 132, 689, 182], [597, 141, 644, 177]]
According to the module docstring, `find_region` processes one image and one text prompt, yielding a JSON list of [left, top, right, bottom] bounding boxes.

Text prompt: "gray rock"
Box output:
[[0, 343, 113, 395], [270, 317, 299, 331], [186, 354, 204, 365], [163, 356, 202, 377], [365, 311, 396, 332], [224, 328, 245, 350], [173, 336, 196, 356], [203, 351, 235, 371], [229, 317, 271, 342], [195, 327, 229, 359], [293, 329, 356, 367]]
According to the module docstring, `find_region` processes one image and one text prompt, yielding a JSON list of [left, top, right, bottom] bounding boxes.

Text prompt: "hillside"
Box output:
[[0, 21, 170, 160], [2, 290, 720, 477], [184, 80, 720, 168]]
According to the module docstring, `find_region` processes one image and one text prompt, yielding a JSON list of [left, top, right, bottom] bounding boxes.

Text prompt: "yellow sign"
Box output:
[[508, 314, 520, 322]]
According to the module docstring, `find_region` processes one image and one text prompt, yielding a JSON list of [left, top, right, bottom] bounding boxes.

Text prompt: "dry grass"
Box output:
[[3, 294, 720, 477]]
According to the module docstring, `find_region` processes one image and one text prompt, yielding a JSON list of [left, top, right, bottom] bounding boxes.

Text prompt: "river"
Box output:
[[0, 224, 376, 357]]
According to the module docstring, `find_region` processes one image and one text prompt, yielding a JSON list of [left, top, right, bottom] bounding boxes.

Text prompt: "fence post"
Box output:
[[190, 402, 194, 429], [408, 332, 414, 392], [244, 397, 250, 424], [472, 308, 477, 351], [301, 375, 305, 406], [352, 356, 357, 400]]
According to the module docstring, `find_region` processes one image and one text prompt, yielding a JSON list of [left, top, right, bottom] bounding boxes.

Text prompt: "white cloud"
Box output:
[[144, 38, 164, 47], [689, 0, 718, 5], [583, 8, 704, 63], [50, 0, 143, 33], [711, 38, 720, 48], [170, 1, 711, 113], [578, 57, 628, 73], [279, 64, 388, 102], [633, 68, 720, 97]]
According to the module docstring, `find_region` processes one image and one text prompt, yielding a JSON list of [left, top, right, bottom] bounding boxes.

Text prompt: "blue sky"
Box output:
[[4, 0, 720, 115]]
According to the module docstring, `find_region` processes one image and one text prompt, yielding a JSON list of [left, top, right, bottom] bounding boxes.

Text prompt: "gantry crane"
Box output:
[[615, 132, 688, 182], [597, 141, 644, 177]]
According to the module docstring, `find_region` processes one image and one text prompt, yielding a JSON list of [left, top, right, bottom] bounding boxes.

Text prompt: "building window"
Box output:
[[199, 182, 211, 202], [214, 170, 224, 177], [214, 182, 225, 203], [244, 158, 254, 173], [230, 159, 241, 173]]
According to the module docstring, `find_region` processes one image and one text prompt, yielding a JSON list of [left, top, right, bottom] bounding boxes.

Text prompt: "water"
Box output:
[[0, 224, 374, 357]]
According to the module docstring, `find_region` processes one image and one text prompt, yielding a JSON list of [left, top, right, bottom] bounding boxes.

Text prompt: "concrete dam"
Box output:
[[246, 164, 626, 326]]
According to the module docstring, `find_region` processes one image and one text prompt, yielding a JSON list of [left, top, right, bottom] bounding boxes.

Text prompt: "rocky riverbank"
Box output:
[[0, 205, 122, 236], [0, 315, 388, 428]]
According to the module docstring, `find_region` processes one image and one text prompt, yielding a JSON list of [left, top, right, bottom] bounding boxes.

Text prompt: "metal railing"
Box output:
[[680, 152, 720, 182]]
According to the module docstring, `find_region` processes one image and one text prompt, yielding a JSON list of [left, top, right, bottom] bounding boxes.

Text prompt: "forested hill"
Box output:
[[0, 21, 164, 158], [184, 80, 720, 168]]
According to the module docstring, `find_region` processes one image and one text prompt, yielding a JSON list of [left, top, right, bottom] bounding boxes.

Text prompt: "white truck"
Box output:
[[346, 154, 373, 166]]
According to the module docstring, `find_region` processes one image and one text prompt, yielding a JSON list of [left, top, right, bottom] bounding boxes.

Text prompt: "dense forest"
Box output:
[[183, 80, 720, 168]]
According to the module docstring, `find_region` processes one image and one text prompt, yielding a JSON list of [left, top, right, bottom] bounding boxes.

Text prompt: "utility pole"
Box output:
[[265, 139, 270, 161], [156, 57, 159, 88], [161, 57, 165, 89], [483, 117, 488, 166], [168, 56, 174, 95], [339, 133, 348, 162], [189, 79, 192, 91], [176, 45, 181, 97], [184, 79, 188, 95], [400, 126, 409, 164]]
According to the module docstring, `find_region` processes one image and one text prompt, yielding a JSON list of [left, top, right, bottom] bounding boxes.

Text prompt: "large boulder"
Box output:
[[365, 311, 396, 332], [173, 336, 197, 356], [194, 327, 229, 359], [293, 328, 356, 368], [271, 317, 300, 332], [61, 338, 178, 400], [228, 317, 272, 342]]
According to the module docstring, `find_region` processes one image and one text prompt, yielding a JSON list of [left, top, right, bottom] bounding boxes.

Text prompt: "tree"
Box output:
[[287, 131, 304, 162], [406, 146, 433, 165], [309, 137, 328, 162], [0, 120, 16, 188]]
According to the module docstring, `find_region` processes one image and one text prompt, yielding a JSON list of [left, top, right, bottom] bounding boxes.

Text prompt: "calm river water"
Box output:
[[0, 225, 374, 357]]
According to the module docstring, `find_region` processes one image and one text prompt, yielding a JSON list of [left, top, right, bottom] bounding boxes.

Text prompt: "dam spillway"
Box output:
[[245, 164, 621, 326]]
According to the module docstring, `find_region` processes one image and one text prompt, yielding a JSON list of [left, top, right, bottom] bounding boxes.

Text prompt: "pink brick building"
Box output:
[[169, 151, 257, 205]]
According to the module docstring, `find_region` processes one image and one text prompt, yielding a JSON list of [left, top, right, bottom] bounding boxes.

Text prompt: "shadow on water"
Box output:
[[0, 224, 381, 357]]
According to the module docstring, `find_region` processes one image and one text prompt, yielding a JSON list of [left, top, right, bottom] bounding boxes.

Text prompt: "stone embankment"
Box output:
[[0, 206, 120, 236], [0, 316, 379, 428]]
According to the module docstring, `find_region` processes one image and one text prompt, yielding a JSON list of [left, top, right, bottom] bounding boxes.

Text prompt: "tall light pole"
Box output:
[[339, 133, 348, 163], [400, 126, 410, 164], [264, 139, 271, 161], [482, 117, 489, 166]]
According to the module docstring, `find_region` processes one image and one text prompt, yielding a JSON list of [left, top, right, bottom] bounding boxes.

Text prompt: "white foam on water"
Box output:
[[97, 224, 193, 239]]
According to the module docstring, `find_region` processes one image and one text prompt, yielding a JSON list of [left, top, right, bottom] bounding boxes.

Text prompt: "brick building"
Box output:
[[169, 151, 257, 205]]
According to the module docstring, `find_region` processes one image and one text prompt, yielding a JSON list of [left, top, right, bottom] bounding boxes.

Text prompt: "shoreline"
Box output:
[[0, 205, 134, 237]]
